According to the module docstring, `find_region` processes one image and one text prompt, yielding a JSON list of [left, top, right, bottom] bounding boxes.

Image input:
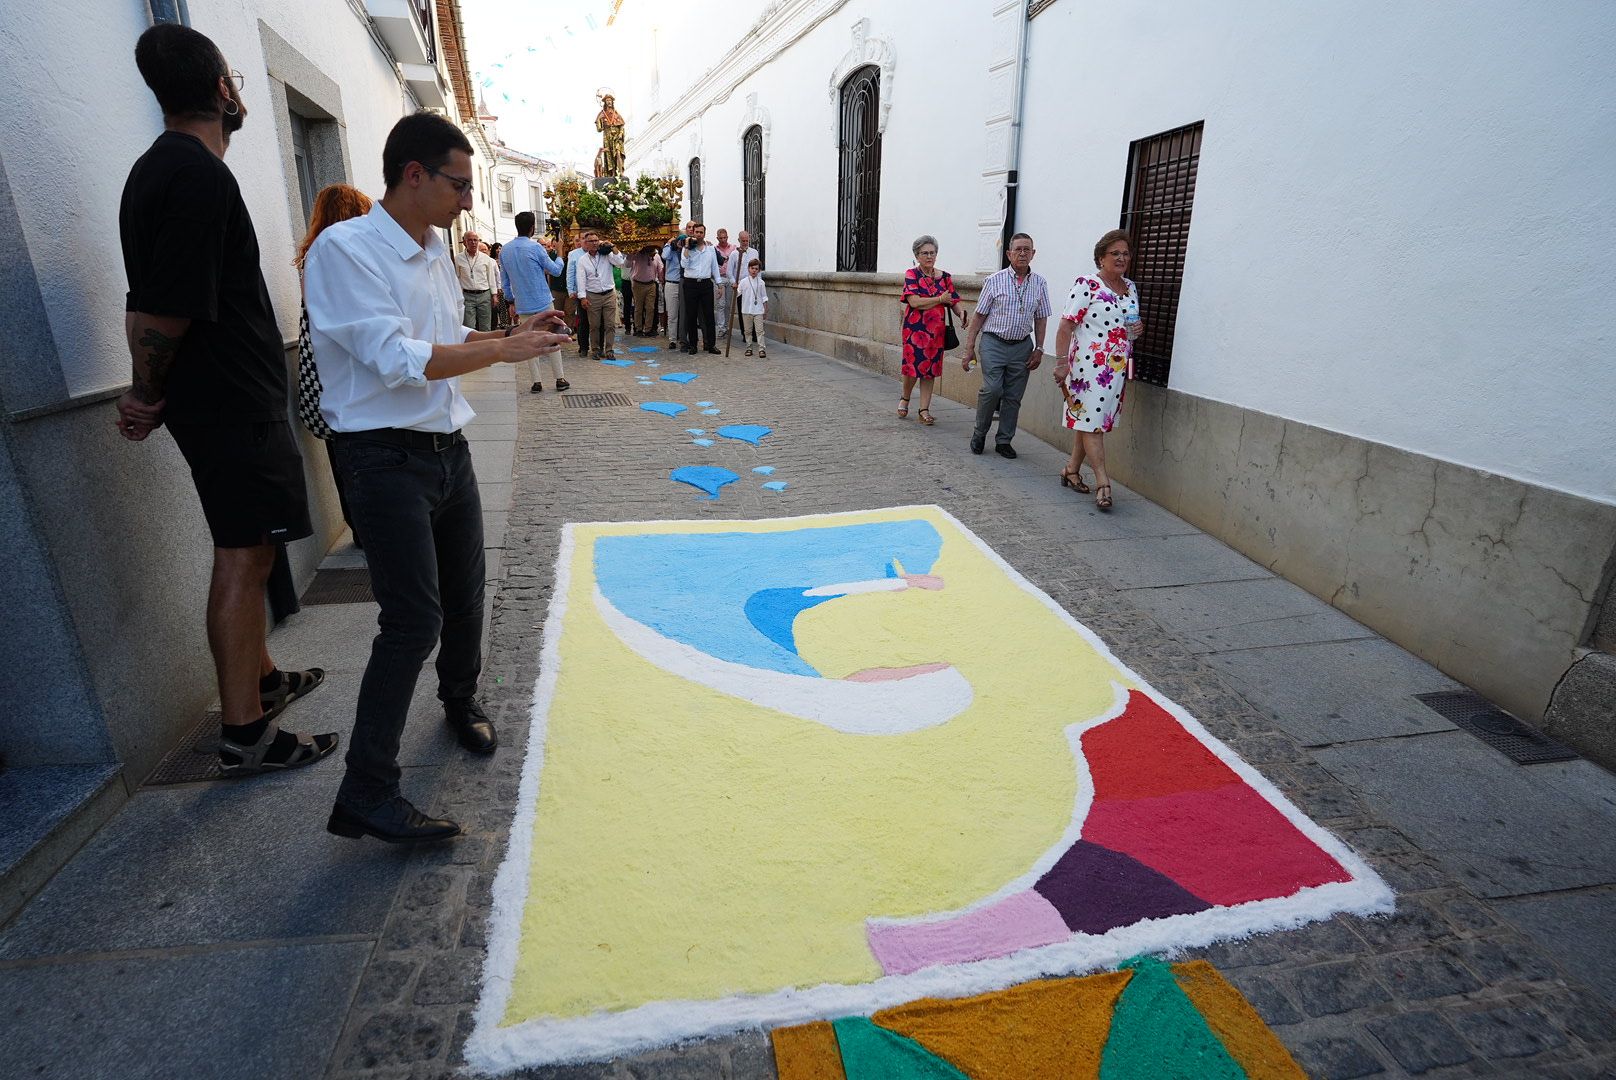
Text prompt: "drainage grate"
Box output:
[[563, 392, 634, 409], [302, 567, 374, 605], [1416, 690, 1579, 764], [145, 712, 224, 786]]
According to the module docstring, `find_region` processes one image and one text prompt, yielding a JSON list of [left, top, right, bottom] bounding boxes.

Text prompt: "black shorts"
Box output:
[[169, 420, 313, 549]]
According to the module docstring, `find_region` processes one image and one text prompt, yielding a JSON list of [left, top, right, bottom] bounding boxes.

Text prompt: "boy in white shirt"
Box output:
[[737, 258, 768, 358]]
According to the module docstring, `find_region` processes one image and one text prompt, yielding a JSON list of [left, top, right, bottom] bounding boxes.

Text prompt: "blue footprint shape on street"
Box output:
[[701, 408, 721, 415], [640, 401, 688, 417], [670, 465, 737, 500], [628, 346, 658, 353], [600, 358, 635, 367], [660, 372, 700, 384], [761, 481, 789, 493], [752, 466, 775, 475], [717, 424, 771, 445], [696, 401, 714, 407]]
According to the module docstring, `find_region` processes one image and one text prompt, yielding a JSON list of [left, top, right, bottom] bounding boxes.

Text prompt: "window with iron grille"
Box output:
[[688, 158, 704, 224], [1119, 121, 1202, 386], [742, 125, 765, 265], [837, 65, 882, 272]]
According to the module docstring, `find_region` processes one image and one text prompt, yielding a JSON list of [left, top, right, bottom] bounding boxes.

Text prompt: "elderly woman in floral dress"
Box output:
[[1053, 229, 1141, 510], [899, 234, 964, 426]]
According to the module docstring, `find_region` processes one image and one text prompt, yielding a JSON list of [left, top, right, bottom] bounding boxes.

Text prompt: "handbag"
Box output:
[[943, 296, 960, 351]]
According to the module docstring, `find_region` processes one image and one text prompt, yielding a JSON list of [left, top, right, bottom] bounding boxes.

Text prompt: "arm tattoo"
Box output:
[[133, 327, 181, 404]]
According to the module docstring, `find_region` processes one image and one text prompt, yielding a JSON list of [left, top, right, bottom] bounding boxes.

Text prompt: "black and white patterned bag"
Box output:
[[296, 304, 332, 440]]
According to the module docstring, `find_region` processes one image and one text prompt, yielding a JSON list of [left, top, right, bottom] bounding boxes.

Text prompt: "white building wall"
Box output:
[[1017, 0, 1616, 504], [0, 0, 420, 397]]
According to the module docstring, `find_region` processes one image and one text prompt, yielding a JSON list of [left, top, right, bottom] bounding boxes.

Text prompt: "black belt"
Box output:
[[986, 331, 1030, 344], [339, 427, 465, 453], [463, 288, 490, 293]]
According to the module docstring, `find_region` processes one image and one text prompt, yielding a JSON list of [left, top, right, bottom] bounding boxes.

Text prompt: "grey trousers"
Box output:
[[664, 280, 683, 344], [974, 333, 1032, 445], [462, 290, 492, 332]]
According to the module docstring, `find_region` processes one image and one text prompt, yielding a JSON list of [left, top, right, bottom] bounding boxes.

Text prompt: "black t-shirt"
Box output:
[[120, 131, 286, 424]]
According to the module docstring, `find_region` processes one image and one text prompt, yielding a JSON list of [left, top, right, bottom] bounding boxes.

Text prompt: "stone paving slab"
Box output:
[[0, 940, 371, 1080], [1202, 637, 1463, 747], [1495, 888, 1616, 1010], [1314, 732, 1616, 899], [1126, 576, 1380, 652], [1070, 531, 1277, 589], [0, 763, 440, 960]]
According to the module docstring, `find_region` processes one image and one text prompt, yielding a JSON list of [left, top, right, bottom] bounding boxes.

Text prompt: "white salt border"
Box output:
[[464, 505, 1394, 1074]]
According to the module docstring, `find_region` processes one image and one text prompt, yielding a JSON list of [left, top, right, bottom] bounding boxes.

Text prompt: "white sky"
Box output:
[[458, 0, 645, 172]]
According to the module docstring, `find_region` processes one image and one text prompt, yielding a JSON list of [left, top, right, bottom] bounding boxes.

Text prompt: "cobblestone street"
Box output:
[[4, 333, 1615, 1079]]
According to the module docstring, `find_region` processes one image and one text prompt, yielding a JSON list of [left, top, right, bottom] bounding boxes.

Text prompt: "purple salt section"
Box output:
[[865, 891, 1071, 976], [1033, 839, 1211, 934]]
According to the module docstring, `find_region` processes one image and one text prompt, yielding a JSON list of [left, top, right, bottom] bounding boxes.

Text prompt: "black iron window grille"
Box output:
[[742, 125, 766, 265], [688, 157, 704, 225], [1119, 121, 1202, 386], [415, 1, 437, 64], [837, 65, 882, 273]]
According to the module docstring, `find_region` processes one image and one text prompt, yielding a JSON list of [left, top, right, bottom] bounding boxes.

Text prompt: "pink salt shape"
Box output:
[[866, 890, 1071, 976]]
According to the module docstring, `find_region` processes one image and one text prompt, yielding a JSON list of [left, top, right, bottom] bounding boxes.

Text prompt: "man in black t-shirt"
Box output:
[[118, 24, 336, 778]]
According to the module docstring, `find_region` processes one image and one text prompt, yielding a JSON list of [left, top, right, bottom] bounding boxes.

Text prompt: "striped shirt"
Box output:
[[975, 267, 1051, 342]]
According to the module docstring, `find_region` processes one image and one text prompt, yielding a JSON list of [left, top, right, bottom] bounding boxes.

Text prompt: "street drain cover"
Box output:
[[145, 712, 224, 786], [302, 567, 374, 605], [1416, 690, 1579, 764], [563, 392, 634, 408]]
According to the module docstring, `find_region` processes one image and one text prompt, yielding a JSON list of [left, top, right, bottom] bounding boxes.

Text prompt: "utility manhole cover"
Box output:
[[1416, 690, 1579, 765], [563, 392, 634, 409], [145, 712, 224, 786], [302, 567, 374, 605]]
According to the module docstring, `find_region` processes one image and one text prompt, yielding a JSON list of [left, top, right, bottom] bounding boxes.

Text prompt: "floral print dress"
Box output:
[[1060, 275, 1138, 433], [901, 268, 959, 379]]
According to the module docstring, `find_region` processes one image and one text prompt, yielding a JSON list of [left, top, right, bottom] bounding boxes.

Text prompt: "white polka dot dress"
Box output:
[[1059, 275, 1138, 433]]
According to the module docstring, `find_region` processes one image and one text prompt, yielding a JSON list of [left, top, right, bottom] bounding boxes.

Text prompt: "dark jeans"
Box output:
[[682, 277, 715, 350], [331, 432, 485, 809], [618, 277, 634, 328]]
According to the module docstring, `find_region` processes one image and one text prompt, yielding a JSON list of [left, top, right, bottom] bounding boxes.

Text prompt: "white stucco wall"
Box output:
[[1016, 0, 1616, 503], [0, 1, 421, 397]]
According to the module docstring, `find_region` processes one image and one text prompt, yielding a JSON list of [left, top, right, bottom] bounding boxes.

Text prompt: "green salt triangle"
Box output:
[[832, 1017, 971, 1080], [1099, 956, 1249, 1080]]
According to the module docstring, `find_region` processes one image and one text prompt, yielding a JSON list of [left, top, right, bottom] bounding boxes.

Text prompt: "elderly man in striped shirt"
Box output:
[[960, 232, 1051, 458]]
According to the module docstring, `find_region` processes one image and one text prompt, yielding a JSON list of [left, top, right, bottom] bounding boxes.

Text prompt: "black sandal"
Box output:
[[219, 719, 338, 777], [1060, 466, 1091, 494], [555, 378, 571, 391]]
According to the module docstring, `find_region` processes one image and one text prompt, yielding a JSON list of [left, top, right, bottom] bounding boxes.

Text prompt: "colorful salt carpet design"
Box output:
[[773, 957, 1306, 1079], [466, 506, 1391, 1071]]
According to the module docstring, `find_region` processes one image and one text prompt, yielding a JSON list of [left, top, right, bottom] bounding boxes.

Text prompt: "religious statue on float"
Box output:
[[594, 92, 626, 178]]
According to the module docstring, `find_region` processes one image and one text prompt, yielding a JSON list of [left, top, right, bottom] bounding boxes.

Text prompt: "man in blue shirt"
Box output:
[[563, 236, 591, 357], [661, 224, 687, 350], [499, 211, 569, 392]]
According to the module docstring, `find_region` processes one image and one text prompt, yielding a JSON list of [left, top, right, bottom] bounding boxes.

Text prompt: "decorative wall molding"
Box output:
[[826, 17, 896, 140], [627, 0, 850, 167], [736, 92, 773, 172]]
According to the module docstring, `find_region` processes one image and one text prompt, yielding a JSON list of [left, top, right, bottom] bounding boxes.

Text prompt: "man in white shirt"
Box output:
[[679, 222, 720, 354], [305, 112, 569, 844], [453, 230, 498, 331], [574, 230, 627, 361]]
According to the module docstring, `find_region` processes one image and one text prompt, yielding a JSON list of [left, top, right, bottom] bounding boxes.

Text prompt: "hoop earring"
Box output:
[[222, 98, 240, 117]]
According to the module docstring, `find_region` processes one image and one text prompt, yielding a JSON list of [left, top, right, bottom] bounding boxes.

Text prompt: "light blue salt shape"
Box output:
[[701, 408, 721, 415], [696, 401, 714, 408], [685, 429, 707, 435], [761, 481, 789, 492], [627, 346, 658, 353], [752, 466, 776, 475], [691, 438, 715, 447], [717, 424, 772, 446], [640, 401, 688, 417], [600, 358, 635, 367], [660, 372, 700, 384], [670, 465, 738, 501]]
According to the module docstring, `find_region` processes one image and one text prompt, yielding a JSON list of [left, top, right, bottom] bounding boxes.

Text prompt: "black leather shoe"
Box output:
[[995, 443, 1018, 459], [970, 435, 985, 455], [444, 698, 498, 754], [327, 797, 460, 844], [530, 381, 543, 393]]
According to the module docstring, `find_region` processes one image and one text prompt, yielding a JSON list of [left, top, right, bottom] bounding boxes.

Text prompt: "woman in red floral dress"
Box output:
[[899, 235, 964, 426]]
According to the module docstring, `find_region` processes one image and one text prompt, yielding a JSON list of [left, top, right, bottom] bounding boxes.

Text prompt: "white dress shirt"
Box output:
[[680, 242, 719, 280], [303, 203, 476, 434], [725, 247, 753, 284], [574, 248, 626, 297], [454, 248, 498, 292], [737, 273, 769, 314]]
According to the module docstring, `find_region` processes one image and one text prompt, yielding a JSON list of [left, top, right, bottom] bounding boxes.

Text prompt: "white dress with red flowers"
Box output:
[[1059, 275, 1137, 433]]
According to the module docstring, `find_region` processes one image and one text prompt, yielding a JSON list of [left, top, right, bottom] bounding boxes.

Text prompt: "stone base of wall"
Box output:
[[766, 270, 1616, 762]]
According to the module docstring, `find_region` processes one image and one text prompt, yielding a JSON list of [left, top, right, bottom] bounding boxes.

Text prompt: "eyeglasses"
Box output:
[[421, 163, 474, 195], [1104, 249, 1131, 259], [917, 249, 938, 258], [225, 70, 244, 90]]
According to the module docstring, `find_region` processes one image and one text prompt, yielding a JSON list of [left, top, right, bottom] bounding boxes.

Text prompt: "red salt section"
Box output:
[[1078, 691, 1353, 905]]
